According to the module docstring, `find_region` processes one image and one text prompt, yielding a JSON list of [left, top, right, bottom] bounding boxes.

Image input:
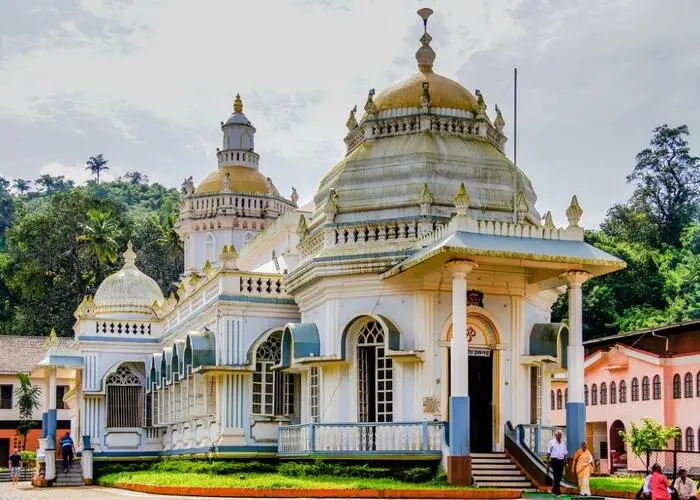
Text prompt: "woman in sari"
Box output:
[[574, 441, 594, 496]]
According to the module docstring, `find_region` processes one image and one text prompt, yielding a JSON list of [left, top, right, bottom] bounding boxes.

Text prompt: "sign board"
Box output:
[[469, 347, 491, 357], [423, 396, 440, 414]]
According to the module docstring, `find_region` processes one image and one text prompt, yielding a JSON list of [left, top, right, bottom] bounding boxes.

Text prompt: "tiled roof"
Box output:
[[0, 335, 77, 374]]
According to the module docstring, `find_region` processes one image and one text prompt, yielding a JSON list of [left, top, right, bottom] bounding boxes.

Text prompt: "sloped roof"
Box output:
[[0, 335, 77, 374]]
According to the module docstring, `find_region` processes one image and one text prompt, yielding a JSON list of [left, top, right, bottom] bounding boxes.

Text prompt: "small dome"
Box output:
[[373, 70, 478, 114], [197, 165, 270, 194], [94, 242, 164, 310], [225, 112, 251, 126]]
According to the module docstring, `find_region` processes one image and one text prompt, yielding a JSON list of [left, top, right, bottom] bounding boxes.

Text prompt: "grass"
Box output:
[[590, 474, 645, 493], [97, 471, 471, 490]]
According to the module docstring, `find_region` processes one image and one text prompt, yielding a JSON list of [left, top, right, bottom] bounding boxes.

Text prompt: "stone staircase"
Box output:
[[471, 452, 537, 491], [53, 458, 83, 487]]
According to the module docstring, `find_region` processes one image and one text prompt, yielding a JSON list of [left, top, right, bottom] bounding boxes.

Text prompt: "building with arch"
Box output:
[[32, 9, 626, 487]]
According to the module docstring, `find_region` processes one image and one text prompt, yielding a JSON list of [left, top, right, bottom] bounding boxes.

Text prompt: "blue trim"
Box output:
[[449, 396, 470, 456], [41, 413, 47, 439], [219, 294, 296, 305], [40, 355, 84, 367], [46, 409, 57, 449], [78, 336, 161, 343], [566, 401, 585, 456], [315, 250, 412, 264], [83, 435, 92, 450], [281, 323, 321, 368], [339, 314, 401, 360], [328, 215, 451, 228]]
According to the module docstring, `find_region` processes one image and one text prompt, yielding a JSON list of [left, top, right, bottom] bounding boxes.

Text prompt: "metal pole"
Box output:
[[513, 67, 518, 167]]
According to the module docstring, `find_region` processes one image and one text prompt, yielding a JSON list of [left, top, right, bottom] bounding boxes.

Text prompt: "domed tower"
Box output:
[[310, 9, 540, 232], [177, 95, 297, 274]]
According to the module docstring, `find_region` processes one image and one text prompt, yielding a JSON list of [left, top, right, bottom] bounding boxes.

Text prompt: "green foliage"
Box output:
[[620, 417, 681, 461], [14, 373, 41, 448], [19, 450, 36, 468], [78, 209, 122, 266]]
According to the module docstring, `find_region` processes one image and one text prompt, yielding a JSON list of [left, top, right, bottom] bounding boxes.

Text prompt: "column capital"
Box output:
[[446, 260, 478, 277], [559, 270, 592, 288]]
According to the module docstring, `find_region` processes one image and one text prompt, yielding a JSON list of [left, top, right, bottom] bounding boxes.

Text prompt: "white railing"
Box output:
[[519, 424, 565, 457], [278, 421, 444, 456]]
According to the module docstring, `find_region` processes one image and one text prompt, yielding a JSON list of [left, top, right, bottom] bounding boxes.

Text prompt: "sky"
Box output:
[[0, 0, 699, 228]]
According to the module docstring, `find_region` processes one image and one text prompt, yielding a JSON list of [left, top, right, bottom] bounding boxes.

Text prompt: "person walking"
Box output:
[[573, 441, 594, 496], [672, 469, 697, 500], [59, 431, 75, 473], [650, 463, 671, 500], [547, 429, 569, 496], [8, 448, 21, 485]]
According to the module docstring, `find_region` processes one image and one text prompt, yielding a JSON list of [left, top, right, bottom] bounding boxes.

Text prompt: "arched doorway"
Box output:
[[357, 320, 393, 424], [444, 311, 500, 453], [609, 420, 627, 472]]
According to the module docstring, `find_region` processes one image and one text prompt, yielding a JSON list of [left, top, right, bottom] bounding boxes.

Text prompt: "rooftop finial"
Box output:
[[123, 240, 137, 266], [416, 8, 435, 72], [233, 93, 243, 113]]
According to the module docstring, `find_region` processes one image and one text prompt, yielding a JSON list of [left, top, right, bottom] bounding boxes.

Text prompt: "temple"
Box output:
[[33, 8, 625, 487]]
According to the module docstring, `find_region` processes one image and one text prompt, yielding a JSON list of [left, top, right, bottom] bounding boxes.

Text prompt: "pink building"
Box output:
[[550, 320, 700, 474]]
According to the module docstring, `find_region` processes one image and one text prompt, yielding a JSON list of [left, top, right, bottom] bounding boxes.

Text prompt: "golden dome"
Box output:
[[197, 165, 269, 194], [373, 69, 478, 113]]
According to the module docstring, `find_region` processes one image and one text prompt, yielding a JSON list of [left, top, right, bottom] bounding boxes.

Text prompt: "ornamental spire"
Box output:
[[566, 195, 583, 228], [453, 182, 471, 216], [233, 93, 243, 113], [123, 240, 137, 267], [416, 8, 436, 72]]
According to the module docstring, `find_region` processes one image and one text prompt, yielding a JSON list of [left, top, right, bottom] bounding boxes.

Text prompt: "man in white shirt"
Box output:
[[547, 429, 568, 496]]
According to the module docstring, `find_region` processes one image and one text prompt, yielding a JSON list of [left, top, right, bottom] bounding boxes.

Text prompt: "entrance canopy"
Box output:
[[381, 230, 625, 286]]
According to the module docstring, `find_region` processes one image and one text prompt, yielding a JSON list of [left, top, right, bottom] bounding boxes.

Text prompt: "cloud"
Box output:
[[40, 160, 114, 185]]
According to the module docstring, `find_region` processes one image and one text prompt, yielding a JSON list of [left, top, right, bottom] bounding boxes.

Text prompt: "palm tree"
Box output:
[[14, 373, 41, 449], [85, 154, 110, 185], [12, 179, 32, 196], [157, 214, 183, 260], [122, 171, 149, 185], [78, 209, 122, 265]]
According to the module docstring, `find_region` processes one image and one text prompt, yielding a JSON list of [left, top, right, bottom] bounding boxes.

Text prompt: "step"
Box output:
[[473, 470, 523, 477], [477, 481, 532, 488], [471, 452, 507, 458], [472, 463, 518, 470]]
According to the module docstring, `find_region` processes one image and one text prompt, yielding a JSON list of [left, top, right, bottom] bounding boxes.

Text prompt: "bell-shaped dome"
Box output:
[[94, 241, 164, 312]]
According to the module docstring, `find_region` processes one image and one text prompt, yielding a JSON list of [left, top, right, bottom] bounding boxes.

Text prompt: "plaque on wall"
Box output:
[[467, 290, 484, 307], [423, 396, 440, 414]]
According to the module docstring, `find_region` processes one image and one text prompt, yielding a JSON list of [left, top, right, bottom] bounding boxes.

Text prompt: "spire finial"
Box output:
[[233, 93, 243, 113], [124, 240, 137, 266], [416, 8, 435, 72]]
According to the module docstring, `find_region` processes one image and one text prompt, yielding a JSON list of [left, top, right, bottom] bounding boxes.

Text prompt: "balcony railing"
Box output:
[[278, 421, 445, 457], [519, 424, 566, 457]]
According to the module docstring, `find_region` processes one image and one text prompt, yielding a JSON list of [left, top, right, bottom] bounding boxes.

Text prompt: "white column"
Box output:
[[48, 368, 57, 409], [447, 262, 476, 396], [562, 270, 591, 403]]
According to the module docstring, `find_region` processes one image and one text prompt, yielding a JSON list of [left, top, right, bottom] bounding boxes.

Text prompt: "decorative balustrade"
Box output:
[[333, 221, 418, 246], [95, 321, 152, 336], [278, 421, 444, 456], [518, 424, 565, 457]]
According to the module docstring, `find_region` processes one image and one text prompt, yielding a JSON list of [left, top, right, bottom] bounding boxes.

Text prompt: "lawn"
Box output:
[[97, 471, 467, 490], [590, 475, 645, 493]]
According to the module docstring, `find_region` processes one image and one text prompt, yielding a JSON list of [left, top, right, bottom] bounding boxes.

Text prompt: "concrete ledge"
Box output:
[[114, 482, 523, 498]]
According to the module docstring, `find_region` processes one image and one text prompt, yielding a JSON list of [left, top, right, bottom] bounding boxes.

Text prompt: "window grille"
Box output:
[[610, 382, 617, 404], [697, 373, 700, 397], [600, 382, 607, 405], [0, 385, 12, 409], [684, 372, 693, 398], [252, 332, 297, 417], [673, 374, 681, 399], [584, 385, 588, 406], [535, 366, 543, 423], [653, 375, 662, 400], [631, 378, 639, 401], [591, 384, 598, 405], [551, 390, 556, 410], [106, 366, 143, 428], [556, 389, 562, 410], [642, 376, 650, 400], [686, 428, 695, 452], [309, 366, 320, 423], [619, 380, 627, 403], [675, 428, 682, 450], [357, 320, 393, 423]]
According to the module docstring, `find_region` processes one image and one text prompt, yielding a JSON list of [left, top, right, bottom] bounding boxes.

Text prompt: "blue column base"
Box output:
[[566, 401, 586, 454], [46, 409, 57, 449], [41, 413, 48, 439], [448, 396, 470, 456]]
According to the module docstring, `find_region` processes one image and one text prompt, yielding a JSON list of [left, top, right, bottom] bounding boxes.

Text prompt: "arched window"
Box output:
[[551, 390, 556, 410], [675, 428, 683, 450], [673, 374, 682, 399], [591, 384, 598, 405], [686, 428, 695, 452], [252, 332, 297, 417], [106, 365, 143, 428], [619, 380, 627, 403], [697, 373, 700, 397], [309, 366, 320, 423], [610, 381, 617, 404], [600, 382, 608, 405], [556, 389, 563, 410], [653, 375, 662, 400], [204, 233, 215, 264], [643, 376, 651, 400], [685, 373, 693, 398], [357, 320, 393, 423], [584, 384, 589, 406], [631, 378, 640, 401], [565, 388, 568, 405]]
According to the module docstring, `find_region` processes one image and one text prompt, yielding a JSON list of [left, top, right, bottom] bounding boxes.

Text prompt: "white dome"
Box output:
[[94, 242, 164, 312]]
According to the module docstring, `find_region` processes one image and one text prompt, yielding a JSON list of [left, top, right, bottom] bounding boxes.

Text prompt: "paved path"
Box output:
[[0, 482, 215, 500]]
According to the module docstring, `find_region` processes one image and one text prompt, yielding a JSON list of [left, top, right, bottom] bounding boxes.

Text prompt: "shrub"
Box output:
[[278, 460, 390, 479], [397, 467, 433, 483], [19, 450, 36, 468]]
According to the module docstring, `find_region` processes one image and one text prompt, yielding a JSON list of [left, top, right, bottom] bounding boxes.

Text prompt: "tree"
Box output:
[[122, 171, 149, 185], [620, 417, 681, 467], [12, 179, 31, 196], [34, 174, 74, 195], [626, 125, 700, 247], [78, 209, 122, 266], [85, 154, 110, 185], [14, 373, 41, 449]]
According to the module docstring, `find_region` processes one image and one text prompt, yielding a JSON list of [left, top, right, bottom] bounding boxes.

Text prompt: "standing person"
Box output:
[[547, 429, 569, 496], [573, 441, 594, 496], [59, 431, 74, 473], [8, 448, 21, 485], [672, 469, 697, 500], [650, 463, 671, 500]]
